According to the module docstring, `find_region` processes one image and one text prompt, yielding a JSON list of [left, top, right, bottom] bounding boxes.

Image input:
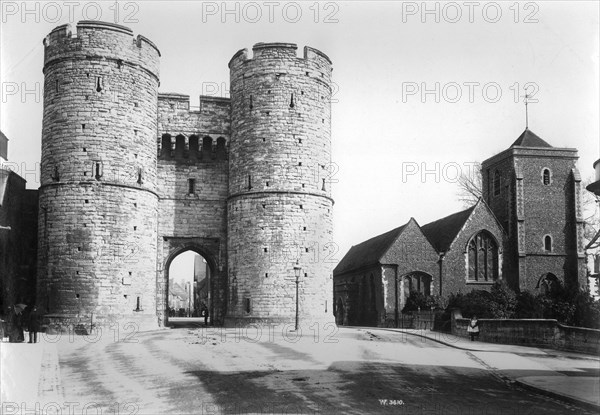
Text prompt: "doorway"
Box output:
[[167, 250, 211, 327]]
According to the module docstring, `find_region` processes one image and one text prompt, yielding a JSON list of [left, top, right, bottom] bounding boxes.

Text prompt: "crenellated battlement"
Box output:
[[159, 133, 228, 162], [39, 22, 334, 328], [228, 43, 332, 74], [43, 21, 160, 78]]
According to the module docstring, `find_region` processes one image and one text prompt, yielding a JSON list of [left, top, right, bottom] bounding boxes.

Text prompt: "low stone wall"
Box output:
[[42, 313, 159, 335], [451, 309, 600, 355], [384, 311, 444, 330]]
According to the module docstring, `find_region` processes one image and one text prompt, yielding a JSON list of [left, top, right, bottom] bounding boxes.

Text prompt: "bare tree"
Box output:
[[456, 169, 598, 247], [582, 177, 599, 247], [456, 162, 482, 207]]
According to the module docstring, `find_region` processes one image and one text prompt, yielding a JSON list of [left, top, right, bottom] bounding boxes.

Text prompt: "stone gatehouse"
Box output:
[[36, 21, 335, 329]]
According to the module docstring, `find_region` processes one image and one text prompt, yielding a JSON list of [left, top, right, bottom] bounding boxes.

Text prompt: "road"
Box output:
[[42, 325, 591, 414]]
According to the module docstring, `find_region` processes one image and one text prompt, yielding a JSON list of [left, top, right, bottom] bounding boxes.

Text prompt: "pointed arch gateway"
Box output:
[[162, 244, 218, 327]]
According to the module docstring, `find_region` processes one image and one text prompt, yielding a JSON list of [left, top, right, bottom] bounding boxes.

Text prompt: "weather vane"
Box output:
[[521, 85, 534, 130]]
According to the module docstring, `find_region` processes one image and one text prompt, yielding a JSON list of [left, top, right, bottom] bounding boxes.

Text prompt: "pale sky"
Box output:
[[1, 1, 598, 261], [170, 251, 199, 285]]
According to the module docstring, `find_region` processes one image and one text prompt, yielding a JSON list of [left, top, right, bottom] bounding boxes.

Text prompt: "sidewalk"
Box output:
[[374, 328, 600, 411], [0, 337, 63, 410]]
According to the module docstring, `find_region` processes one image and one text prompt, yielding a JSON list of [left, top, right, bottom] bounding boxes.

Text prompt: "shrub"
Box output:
[[402, 291, 440, 312], [444, 279, 600, 329], [488, 281, 517, 318], [447, 290, 493, 318], [532, 283, 599, 327], [571, 287, 600, 329], [514, 291, 541, 318]]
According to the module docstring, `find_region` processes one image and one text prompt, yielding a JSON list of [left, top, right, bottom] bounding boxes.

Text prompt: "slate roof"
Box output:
[[511, 128, 552, 148], [420, 205, 476, 253], [169, 281, 189, 301], [333, 223, 407, 275]]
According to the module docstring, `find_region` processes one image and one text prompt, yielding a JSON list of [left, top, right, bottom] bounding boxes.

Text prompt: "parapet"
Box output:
[[159, 93, 191, 110], [159, 94, 230, 113], [43, 21, 160, 78], [199, 95, 230, 112], [228, 42, 332, 72]]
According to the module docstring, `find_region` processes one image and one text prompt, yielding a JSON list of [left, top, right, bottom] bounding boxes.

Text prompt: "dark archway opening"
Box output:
[[166, 250, 212, 327]]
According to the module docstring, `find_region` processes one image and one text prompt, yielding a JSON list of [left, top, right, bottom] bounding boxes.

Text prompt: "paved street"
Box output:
[[2, 326, 598, 414]]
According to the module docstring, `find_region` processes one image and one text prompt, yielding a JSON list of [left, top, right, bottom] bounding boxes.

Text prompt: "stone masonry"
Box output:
[[481, 137, 586, 292], [226, 43, 335, 327], [37, 21, 335, 329]]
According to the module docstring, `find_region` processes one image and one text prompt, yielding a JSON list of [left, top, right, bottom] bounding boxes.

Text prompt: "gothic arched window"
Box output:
[[467, 231, 499, 282], [538, 273, 559, 295]]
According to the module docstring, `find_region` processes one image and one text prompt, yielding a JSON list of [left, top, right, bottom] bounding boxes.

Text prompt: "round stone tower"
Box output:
[[38, 21, 160, 328], [227, 43, 335, 328]]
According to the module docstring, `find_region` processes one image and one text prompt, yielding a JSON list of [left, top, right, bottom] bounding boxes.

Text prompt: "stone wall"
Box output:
[[333, 265, 382, 326], [451, 309, 600, 355], [482, 146, 586, 292], [227, 44, 335, 327], [157, 160, 228, 325], [36, 23, 341, 329], [440, 202, 505, 296], [381, 218, 439, 317], [38, 21, 160, 327], [156, 92, 231, 325]]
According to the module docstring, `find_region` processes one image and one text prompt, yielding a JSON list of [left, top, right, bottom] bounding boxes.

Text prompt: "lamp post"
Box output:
[[294, 260, 302, 331]]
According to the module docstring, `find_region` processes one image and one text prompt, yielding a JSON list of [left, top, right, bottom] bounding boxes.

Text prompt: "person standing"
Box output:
[[8, 306, 24, 343], [467, 315, 479, 341], [28, 306, 41, 343], [201, 303, 209, 326]]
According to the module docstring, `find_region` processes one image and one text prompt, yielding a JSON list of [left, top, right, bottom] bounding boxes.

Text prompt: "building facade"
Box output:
[[0, 131, 39, 314], [37, 21, 334, 329], [334, 130, 587, 327], [481, 129, 586, 292]]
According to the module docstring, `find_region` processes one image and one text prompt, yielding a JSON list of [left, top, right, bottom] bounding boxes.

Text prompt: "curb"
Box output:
[[514, 378, 600, 413], [365, 327, 489, 352], [363, 327, 600, 412]]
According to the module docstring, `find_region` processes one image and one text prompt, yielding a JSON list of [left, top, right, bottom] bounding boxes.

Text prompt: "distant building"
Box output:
[[585, 158, 600, 299], [194, 255, 209, 314], [0, 131, 38, 314], [334, 129, 587, 327], [168, 280, 189, 313]]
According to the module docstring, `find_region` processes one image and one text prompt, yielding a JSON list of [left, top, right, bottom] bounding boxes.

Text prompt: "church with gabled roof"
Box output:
[[333, 129, 586, 327]]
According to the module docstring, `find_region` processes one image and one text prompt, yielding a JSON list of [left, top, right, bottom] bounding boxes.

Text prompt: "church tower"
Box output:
[[481, 129, 586, 292], [226, 43, 335, 327], [38, 21, 161, 328]]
